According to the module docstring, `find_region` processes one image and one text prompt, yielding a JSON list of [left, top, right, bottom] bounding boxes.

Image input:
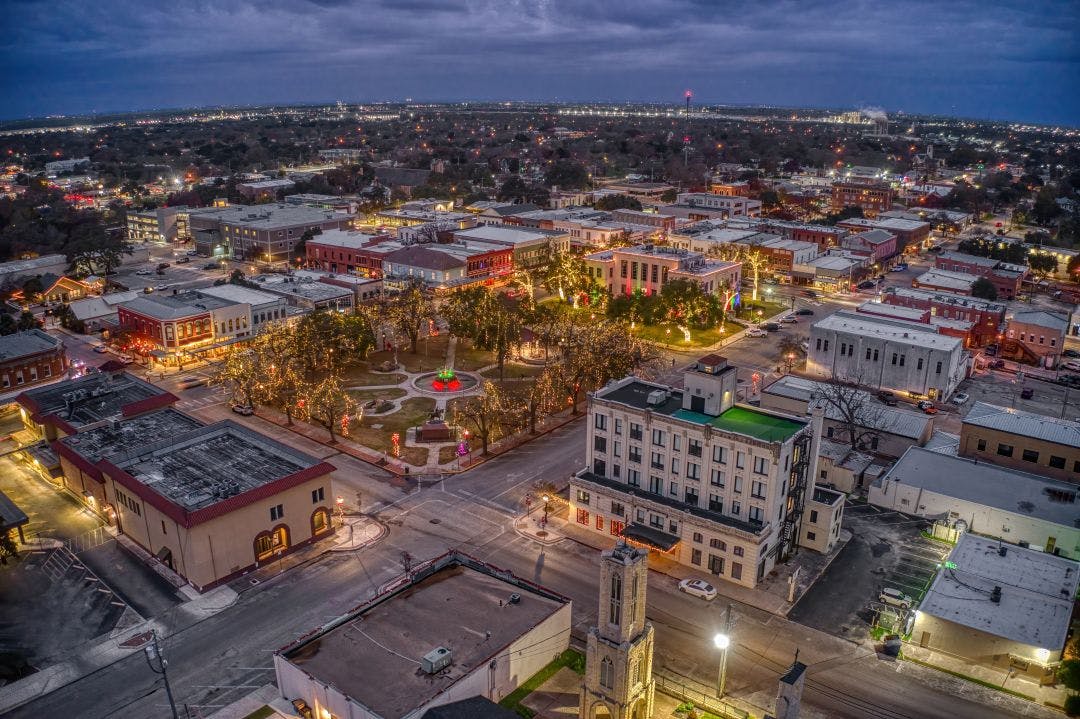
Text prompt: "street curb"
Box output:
[[328, 517, 389, 552]]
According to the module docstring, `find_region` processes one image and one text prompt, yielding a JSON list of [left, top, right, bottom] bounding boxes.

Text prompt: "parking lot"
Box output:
[[789, 499, 949, 642], [956, 369, 1080, 423]]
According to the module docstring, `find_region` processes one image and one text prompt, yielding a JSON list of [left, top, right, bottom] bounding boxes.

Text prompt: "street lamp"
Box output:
[[714, 632, 731, 699], [542, 494, 551, 525]]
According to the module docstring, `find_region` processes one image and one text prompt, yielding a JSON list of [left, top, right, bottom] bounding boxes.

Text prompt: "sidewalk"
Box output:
[[900, 643, 1069, 709], [329, 514, 387, 552], [539, 507, 852, 617]]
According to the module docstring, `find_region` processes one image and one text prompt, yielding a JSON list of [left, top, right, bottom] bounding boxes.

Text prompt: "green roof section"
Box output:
[[672, 406, 806, 443]]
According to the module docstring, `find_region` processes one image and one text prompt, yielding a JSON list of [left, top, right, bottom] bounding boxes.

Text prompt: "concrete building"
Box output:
[[0, 254, 69, 286], [250, 274, 354, 312], [45, 157, 90, 176], [584, 245, 742, 298], [807, 310, 967, 401], [609, 208, 676, 230], [869, 447, 1079, 559], [958, 401, 1080, 484], [856, 301, 975, 347], [196, 284, 288, 336], [188, 203, 348, 262], [16, 370, 178, 443], [58, 413, 336, 590], [117, 291, 247, 361], [580, 542, 655, 719], [1005, 311, 1069, 368], [283, 193, 357, 213], [69, 290, 143, 332], [237, 179, 296, 200], [0, 329, 68, 403], [670, 193, 762, 220], [275, 551, 571, 719], [911, 533, 1079, 681], [569, 356, 834, 589], [666, 222, 761, 254], [126, 205, 188, 244]]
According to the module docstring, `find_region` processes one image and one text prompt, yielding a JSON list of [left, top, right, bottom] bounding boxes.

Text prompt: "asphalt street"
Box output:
[[6, 423, 1054, 719]]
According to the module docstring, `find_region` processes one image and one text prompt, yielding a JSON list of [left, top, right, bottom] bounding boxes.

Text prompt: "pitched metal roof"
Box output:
[[963, 401, 1080, 447]]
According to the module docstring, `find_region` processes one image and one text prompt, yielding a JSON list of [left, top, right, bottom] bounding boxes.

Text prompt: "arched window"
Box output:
[[599, 657, 614, 690], [253, 525, 289, 561]]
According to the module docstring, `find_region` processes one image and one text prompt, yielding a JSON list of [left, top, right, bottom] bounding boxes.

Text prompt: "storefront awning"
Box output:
[[620, 522, 681, 552]]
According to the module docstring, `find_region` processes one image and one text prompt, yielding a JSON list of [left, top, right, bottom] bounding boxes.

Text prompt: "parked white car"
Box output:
[[745, 328, 767, 338], [950, 392, 970, 405], [678, 578, 718, 601], [779, 315, 798, 324], [879, 587, 914, 610]]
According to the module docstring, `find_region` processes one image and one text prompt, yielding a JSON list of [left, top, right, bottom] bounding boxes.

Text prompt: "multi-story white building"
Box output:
[[570, 356, 842, 589], [583, 244, 742, 297], [806, 310, 968, 401]]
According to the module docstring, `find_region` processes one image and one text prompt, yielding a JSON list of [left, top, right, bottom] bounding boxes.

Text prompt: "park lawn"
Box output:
[[453, 343, 497, 371], [735, 298, 788, 321], [633, 322, 741, 348], [438, 444, 461, 465], [349, 397, 437, 455], [341, 365, 407, 387], [499, 649, 585, 718], [350, 387, 408, 402], [480, 362, 548, 380]]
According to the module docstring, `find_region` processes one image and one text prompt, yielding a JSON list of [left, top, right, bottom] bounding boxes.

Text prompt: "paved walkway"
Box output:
[[522, 506, 853, 617]]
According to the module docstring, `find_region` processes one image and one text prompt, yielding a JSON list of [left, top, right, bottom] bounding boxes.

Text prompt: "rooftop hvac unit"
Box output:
[[646, 390, 667, 406], [420, 646, 452, 674]]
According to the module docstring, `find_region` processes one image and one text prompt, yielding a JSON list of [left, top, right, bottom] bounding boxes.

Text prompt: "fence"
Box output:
[[654, 670, 749, 719]]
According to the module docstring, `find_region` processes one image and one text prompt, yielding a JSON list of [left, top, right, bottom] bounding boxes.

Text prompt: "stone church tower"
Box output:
[[580, 541, 655, 719]]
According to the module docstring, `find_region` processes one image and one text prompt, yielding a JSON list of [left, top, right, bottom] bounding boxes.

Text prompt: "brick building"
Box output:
[[0, 329, 68, 401], [837, 216, 931, 253], [305, 229, 388, 277], [880, 287, 1005, 348], [934, 251, 1027, 300], [959, 401, 1080, 484], [830, 180, 895, 217]]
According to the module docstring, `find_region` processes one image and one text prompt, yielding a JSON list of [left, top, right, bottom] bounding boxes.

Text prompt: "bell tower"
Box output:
[[580, 541, 655, 719]]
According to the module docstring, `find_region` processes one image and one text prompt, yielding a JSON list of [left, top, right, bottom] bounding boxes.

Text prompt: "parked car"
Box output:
[[857, 280, 876, 290], [135, 269, 153, 276], [186, 249, 198, 256], [203, 262, 221, 270], [1062, 349, 1080, 359], [678, 578, 717, 601], [155, 284, 170, 291], [879, 587, 914, 610], [762, 322, 781, 332], [877, 390, 897, 406], [1020, 387, 1034, 399], [764, 277, 779, 285], [745, 328, 767, 338], [795, 308, 815, 316], [1062, 360, 1080, 372], [176, 256, 190, 264], [93, 345, 109, 354], [802, 289, 818, 298], [231, 404, 255, 416], [951, 392, 970, 405], [988, 359, 1006, 369], [916, 400, 934, 411], [779, 315, 798, 324], [116, 355, 134, 364], [1058, 374, 1080, 388]]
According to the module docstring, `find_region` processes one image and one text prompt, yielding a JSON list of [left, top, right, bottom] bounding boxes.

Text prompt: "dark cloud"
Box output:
[[2, 0, 1077, 124]]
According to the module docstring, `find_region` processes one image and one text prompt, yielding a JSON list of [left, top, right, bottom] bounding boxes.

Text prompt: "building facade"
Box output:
[[584, 245, 742, 298], [958, 401, 1080, 484], [569, 356, 830, 590], [806, 311, 968, 400], [829, 180, 894, 217], [880, 287, 1005, 348], [0, 330, 68, 400]]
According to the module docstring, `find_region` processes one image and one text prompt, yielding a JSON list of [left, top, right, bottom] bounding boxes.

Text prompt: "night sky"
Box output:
[[5, 0, 1078, 125]]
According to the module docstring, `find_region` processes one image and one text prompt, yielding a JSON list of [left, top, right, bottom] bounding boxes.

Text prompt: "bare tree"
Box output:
[[811, 376, 890, 451]]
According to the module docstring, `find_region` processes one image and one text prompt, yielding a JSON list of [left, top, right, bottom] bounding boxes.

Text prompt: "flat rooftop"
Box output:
[[455, 225, 561, 245], [195, 284, 284, 307], [963, 401, 1080, 447], [280, 556, 568, 719], [193, 203, 340, 229], [19, 371, 171, 428], [308, 228, 382, 250], [121, 291, 235, 320], [920, 533, 1079, 650], [61, 408, 203, 462], [812, 311, 962, 351], [915, 269, 977, 290], [597, 379, 806, 443], [111, 420, 325, 512], [252, 276, 352, 301], [878, 446, 1080, 528]]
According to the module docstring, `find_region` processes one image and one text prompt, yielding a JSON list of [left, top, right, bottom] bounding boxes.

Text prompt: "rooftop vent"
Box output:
[[646, 389, 668, 406], [990, 586, 1002, 603], [508, 593, 521, 605], [420, 646, 452, 674]]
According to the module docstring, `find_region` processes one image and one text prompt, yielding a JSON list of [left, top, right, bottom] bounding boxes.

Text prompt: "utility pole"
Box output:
[[144, 630, 179, 719]]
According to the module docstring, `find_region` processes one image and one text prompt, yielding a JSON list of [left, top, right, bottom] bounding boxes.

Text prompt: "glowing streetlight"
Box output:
[[714, 632, 731, 698], [542, 494, 551, 524]]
